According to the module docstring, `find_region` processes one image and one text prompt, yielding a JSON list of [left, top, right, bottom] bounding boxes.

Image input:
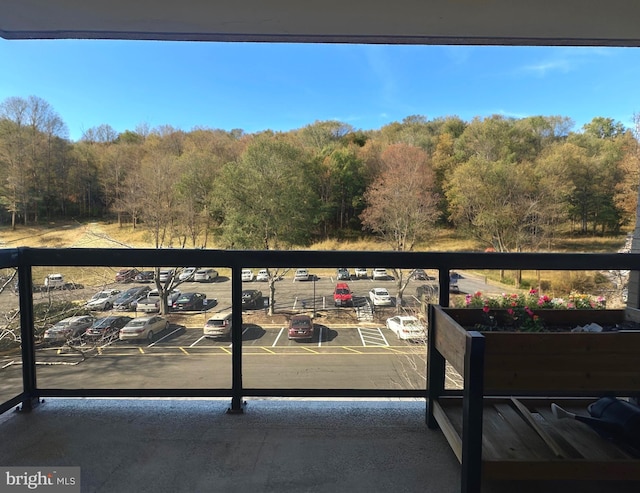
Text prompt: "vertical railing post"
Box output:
[[438, 268, 451, 307], [228, 265, 245, 414], [17, 253, 39, 412]]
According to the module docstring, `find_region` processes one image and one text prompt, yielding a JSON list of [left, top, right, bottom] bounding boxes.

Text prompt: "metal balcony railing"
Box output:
[[1, 246, 638, 415]]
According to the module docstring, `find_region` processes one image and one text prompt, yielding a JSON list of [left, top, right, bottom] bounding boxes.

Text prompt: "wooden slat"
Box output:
[[432, 306, 471, 376], [483, 458, 640, 481], [509, 397, 565, 458], [534, 405, 635, 460], [432, 400, 462, 463], [481, 404, 549, 461], [482, 332, 640, 392]]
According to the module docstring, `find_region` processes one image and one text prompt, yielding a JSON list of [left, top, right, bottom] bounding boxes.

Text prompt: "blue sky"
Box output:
[[1, 39, 640, 141]]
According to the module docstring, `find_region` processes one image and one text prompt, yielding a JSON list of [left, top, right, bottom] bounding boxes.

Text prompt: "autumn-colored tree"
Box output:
[[360, 143, 439, 307]]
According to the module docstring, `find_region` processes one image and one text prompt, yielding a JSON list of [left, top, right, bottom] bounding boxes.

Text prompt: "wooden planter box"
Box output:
[[426, 305, 640, 493]]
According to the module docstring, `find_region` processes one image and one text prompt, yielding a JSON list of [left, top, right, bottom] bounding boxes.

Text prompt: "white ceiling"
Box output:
[[2, 0, 640, 45]]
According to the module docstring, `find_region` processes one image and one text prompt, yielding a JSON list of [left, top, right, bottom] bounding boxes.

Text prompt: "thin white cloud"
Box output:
[[517, 47, 615, 77]]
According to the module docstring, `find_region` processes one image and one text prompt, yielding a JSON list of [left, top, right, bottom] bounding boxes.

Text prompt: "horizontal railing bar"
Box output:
[[37, 389, 426, 398], [14, 247, 640, 271]]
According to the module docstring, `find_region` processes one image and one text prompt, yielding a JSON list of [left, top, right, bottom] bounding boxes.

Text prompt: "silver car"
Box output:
[[119, 316, 169, 342], [43, 315, 95, 343], [204, 311, 233, 339]]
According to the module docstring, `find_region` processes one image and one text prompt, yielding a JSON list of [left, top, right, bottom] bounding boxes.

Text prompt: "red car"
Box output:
[[287, 315, 314, 341], [333, 283, 352, 307], [115, 268, 139, 282]]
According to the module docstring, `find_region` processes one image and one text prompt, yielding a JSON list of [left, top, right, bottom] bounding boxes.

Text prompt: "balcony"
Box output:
[[1, 247, 639, 492]]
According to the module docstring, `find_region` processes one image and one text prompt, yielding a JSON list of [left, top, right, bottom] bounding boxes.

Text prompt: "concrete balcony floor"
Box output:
[[0, 398, 638, 493]]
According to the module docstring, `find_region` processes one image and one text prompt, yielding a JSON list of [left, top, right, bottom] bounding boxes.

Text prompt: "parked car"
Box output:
[[416, 284, 437, 299], [119, 315, 169, 342], [203, 311, 232, 339], [449, 279, 460, 293], [136, 289, 181, 313], [256, 269, 269, 282], [113, 286, 152, 311], [336, 268, 351, 281], [134, 270, 155, 283], [385, 315, 426, 341], [85, 315, 132, 340], [369, 287, 393, 306], [333, 283, 353, 306], [178, 267, 197, 281], [294, 268, 310, 281], [412, 269, 434, 281], [172, 292, 207, 311], [44, 273, 65, 289], [372, 268, 389, 280], [85, 289, 121, 311], [115, 268, 139, 283], [242, 289, 262, 309], [287, 314, 314, 341], [241, 269, 254, 282], [354, 268, 368, 279], [194, 268, 218, 282], [43, 315, 96, 343], [158, 269, 174, 283]]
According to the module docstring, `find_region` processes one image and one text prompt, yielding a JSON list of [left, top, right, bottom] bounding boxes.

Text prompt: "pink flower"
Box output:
[[507, 308, 514, 316], [482, 305, 490, 313], [525, 307, 534, 317], [529, 288, 538, 295]]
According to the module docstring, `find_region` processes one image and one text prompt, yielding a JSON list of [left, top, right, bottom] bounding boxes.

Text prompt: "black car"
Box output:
[[85, 316, 132, 340], [242, 289, 262, 309], [113, 286, 151, 310], [412, 269, 434, 281], [172, 292, 207, 311], [135, 270, 155, 283]]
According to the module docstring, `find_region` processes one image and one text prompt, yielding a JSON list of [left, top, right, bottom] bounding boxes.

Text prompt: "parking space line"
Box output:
[[342, 346, 362, 354], [179, 347, 189, 355], [219, 347, 231, 354], [357, 327, 389, 347], [190, 336, 206, 347], [148, 327, 183, 347], [138, 347, 144, 354], [300, 346, 318, 354], [272, 327, 284, 347], [261, 347, 275, 354], [382, 346, 404, 353], [317, 326, 323, 347]]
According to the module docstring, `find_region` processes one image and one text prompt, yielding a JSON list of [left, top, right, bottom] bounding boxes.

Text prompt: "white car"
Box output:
[[194, 268, 218, 282], [372, 268, 388, 280], [158, 269, 174, 282], [369, 287, 393, 306], [44, 273, 65, 289], [386, 316, 426, 341], [354, 268, 368, 279], [256, 269, 269, 282], [178, 267, 197, 281], [294, 268, 310, 281], [86, 289, 121, 310], [241, 269, 254, 282]]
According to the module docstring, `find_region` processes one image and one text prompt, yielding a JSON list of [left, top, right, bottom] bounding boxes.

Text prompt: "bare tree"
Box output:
[[360, 143, 439, 308]]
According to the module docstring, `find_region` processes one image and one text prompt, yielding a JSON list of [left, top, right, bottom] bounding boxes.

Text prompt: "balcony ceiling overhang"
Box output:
[[2, 0, 640, 46]]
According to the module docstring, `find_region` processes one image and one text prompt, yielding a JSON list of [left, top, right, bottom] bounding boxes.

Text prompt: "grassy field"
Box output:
[[0, 220, 631, 294]]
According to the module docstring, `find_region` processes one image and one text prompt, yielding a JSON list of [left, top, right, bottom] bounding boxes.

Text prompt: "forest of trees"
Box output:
[[1, 95, 639, 254]]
